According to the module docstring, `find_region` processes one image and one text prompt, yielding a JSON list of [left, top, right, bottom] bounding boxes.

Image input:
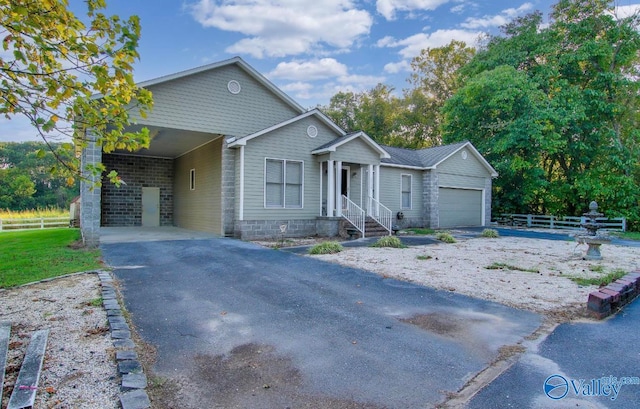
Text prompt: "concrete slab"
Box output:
[[7, 330, 49, 409], [0, 322, 10, 408], [100, 227, 218, 244]]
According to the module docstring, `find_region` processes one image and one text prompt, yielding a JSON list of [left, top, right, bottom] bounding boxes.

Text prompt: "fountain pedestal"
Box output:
[[576, 201, 610, 261]]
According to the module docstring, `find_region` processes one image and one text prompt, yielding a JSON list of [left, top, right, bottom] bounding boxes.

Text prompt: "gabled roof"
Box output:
[[311, 131, 390, 159], [382, 141, 498, 177], [226, 109, 344, 147], [129, 56, 306, 114]]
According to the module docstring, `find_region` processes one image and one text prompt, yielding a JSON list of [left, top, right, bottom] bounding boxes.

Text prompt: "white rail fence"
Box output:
[[0, 217, 70, 231], [342, 195, 366, 237], [496, 214, 626, 232], [368, 196, 393, 235]]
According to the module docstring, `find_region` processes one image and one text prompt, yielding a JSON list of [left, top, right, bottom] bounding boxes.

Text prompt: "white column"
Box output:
[[335, 161, 342, 217], [360, 165, 364, 208], [367, 164, 373, 214], [319, 163, 324, 216], [327, 160, 335, 217], [238, 145, 245, 221], [374, 164, 381, 215]]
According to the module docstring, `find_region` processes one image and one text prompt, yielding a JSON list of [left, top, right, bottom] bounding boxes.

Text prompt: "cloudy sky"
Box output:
[[3, 0, 639, 142]]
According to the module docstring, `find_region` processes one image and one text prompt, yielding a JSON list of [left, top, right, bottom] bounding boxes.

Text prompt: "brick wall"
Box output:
[[234, 219, 318, 240], [101, 154, 174, 226]]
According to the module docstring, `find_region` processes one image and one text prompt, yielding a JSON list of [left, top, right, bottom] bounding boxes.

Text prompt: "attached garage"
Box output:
[[438, 187, 483, 228]]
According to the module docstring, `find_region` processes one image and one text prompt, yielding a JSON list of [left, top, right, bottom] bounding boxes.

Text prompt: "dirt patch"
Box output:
[[144, 342, 387, 409], [400, 313, 463, 337]]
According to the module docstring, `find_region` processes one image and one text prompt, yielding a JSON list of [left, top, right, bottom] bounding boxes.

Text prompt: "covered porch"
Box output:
[[312, 132, 392, 237]]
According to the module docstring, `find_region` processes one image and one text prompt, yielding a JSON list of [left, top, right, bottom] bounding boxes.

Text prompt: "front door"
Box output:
[[142, 187, 160, 227], [341, 166, 350, 198]]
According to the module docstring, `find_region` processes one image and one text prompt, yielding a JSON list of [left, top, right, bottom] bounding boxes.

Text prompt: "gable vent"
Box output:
[[307, 125, 318, 138], [227, 80, 241, 94]]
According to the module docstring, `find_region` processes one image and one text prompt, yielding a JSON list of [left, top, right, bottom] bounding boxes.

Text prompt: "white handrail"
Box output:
[[368, 196, 392, 235], [342, 195, 365, 238]]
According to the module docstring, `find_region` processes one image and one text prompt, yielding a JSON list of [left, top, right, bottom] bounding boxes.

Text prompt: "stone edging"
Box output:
[[96, 270, 151, 409], [587, 270, 640, 319]]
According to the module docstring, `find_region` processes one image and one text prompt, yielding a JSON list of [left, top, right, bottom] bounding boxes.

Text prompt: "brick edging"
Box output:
[[96, 270, 151, 409], [587, 270, 640, 319]]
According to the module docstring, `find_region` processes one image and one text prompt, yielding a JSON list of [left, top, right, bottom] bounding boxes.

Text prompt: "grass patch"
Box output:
[[0, 207, 69, 219], [308, 241, 344, 255], [436, 232, 456, 243], [416, 254, 432, 260], [589, 265, 605, 273], [613, 231, 640, 241], [480, 228, 499, 238], [89, 297, 103, 307], [0, 228, 102, 288], [405, 228, 436, 235], [485, 262, 539, 273], [371, 236, 406, 248], [569, 269, 627, 287]]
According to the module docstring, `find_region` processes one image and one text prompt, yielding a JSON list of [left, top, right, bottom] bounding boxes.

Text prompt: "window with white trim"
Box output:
[[265, 159, 303, 208], [401, 174, 412, 209]]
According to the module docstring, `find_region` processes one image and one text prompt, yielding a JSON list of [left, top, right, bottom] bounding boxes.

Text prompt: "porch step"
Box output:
[[341, 218, 390, 239]]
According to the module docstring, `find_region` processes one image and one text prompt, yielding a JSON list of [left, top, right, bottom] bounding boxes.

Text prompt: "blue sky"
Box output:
[[3, 0, 639, 142]]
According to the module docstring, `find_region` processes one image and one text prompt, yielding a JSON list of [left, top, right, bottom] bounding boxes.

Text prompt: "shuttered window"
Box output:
[[401, 174, 412, 209], [265, 159, 303, 208]]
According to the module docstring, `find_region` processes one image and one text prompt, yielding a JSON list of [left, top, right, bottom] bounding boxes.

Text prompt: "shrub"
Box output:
[[308, 241, 344, 255], [371, 236, 406, 248], [481, 229, 499, 238], [436, 232, 456, 243]]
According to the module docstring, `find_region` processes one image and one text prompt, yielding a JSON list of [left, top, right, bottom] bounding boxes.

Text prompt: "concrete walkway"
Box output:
[[100, 226, 218, 244]]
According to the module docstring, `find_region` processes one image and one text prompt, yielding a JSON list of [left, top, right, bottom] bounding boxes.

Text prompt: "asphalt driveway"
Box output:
[[102, 237, 541, 408]]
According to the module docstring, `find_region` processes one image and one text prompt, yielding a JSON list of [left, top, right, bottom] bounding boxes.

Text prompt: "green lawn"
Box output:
[[615, 231, 640, 241], [0, 228, 102, 288]]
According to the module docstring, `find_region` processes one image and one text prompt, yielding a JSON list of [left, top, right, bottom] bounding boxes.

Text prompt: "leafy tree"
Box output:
[[322, 84, 408, 147], [403, 40, 475, 147], [0, 142, 78, 210], [443, 0, 640, 228], [0, 0, 153, 184]]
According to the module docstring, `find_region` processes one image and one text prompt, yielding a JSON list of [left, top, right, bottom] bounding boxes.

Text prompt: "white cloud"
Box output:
[[378, 29, 481, 59], [383, 60, 411, 74], [186, 0, 372, 58], [376, 0, 452, 20], [461, 3, 533, 29], [268, 58, 385, 102], [268, 59, 349, 81], [614, 4, 640, 19]]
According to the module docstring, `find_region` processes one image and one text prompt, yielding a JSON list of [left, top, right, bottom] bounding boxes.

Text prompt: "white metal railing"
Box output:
[[0, 217, 70, 231], [495, 214, 626, 232], [368, 196, 392, 235], [342, 195, 365, 237]]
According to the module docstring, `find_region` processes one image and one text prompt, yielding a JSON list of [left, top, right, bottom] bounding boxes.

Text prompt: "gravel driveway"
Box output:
[[102, 237, 541, 408]]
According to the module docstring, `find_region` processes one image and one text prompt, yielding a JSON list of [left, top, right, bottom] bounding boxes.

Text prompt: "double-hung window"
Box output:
[[265, 159, 303, 208], [401, 174, 412, 209]]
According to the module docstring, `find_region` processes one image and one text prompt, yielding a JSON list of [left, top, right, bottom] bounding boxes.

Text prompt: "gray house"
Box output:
[[79, 57, 497, 246]]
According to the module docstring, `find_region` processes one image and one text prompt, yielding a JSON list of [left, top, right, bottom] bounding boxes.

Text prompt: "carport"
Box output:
[[100, 125, 225, 234]]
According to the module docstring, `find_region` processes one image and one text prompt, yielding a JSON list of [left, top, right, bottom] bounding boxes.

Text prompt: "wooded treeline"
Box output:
[[322, 0, 640, 229], [0, 142, 78, 210]]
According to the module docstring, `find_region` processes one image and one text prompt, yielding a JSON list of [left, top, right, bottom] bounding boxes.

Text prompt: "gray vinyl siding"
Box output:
[[378, 167, 423, 220], [131, 65, 300, 136], [437, 149, 491, 178], [437, 149, 491, 189], [330, 139, 381, 164], [174, 138, 222, 233], [240, 117, 338, 220]]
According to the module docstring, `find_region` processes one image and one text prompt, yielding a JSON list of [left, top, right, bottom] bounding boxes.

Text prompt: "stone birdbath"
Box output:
[[576, 201, 611, 260]]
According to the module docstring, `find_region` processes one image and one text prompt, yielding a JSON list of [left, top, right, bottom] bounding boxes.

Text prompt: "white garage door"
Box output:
[[438, 188, 483, 228]]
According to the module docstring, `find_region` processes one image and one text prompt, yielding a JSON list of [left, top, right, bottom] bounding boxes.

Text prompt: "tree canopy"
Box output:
[[442, 0, 640, 227], [0, 141, 78, 210], [1, 0, 153, 184]]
